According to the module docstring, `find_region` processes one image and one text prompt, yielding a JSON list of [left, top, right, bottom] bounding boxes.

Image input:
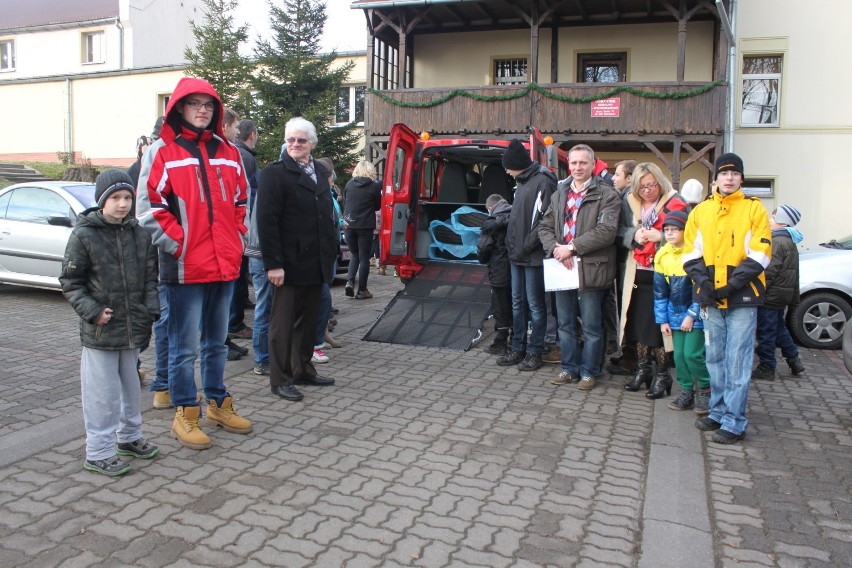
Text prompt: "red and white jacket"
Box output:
[[136, 77, 247, 284]]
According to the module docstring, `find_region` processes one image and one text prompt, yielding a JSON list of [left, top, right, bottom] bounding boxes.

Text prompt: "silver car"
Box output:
[[788, 235, 852, 349], [0, 181, 96, 289]]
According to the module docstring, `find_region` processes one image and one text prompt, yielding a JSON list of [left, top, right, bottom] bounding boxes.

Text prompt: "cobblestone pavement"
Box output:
[[0, 274, 849, 567]]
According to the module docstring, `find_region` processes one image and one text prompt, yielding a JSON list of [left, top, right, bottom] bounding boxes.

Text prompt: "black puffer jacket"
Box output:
[[60, 209, 159, 350], [764, 228, 800, 308], [476, 199, 512, 287], [343, 176, 381, 230], [505, 163, 556, 266]]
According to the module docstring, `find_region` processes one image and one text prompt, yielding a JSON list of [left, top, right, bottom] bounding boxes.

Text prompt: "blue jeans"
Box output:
[[555, 288, 606, 377], [346, 228, 374, 292], [510, 263, 547, 354], [166, 281, 234, 407], [249, 257, 271, 367], [150, 284, 169, 392], [315, 282, 331, 347], [756, 306, 798, 368], [704, 306, 757, 435]]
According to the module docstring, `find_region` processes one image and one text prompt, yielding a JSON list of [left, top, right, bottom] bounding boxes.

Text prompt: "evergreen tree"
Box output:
[[253, 0, 360, 172], [184, 0, 254, 117]]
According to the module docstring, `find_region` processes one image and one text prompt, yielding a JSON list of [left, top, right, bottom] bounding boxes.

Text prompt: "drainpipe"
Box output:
[[65, 77, 73, 161], [115, 18, 124, 69], [716, 0, 737, 152]]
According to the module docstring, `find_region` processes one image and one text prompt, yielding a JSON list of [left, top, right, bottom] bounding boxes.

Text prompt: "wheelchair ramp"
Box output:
[[363, 261, 492, 350]]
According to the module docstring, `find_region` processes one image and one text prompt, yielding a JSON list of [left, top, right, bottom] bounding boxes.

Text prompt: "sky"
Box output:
[[233, 0, 367, 54]]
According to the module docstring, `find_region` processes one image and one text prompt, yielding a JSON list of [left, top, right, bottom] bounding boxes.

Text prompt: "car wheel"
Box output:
[[789, 292, 852, 349]]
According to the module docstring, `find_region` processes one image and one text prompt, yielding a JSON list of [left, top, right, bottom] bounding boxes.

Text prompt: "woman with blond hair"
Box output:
[[618, 163, 687, 399], [342, 160, 382, 299]]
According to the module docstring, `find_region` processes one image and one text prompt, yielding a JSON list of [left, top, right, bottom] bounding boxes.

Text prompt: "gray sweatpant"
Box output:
[[80, 347, 143, 461]]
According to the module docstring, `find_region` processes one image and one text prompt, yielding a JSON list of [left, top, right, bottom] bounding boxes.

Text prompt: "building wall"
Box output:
[[734, 0, 852, 246], [125, 0, 203, 68], [414, 22, 715, 88]]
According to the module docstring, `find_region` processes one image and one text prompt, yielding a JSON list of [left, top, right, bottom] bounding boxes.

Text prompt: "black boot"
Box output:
[[785, 356, 805, 375], [646, 369, 673, 399], [486, 330, 509, 355], [624, 357, 653, 391]]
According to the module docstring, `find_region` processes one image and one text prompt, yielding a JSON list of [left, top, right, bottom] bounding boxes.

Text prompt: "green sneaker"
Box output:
[[84, 456, 131, 476], [117, 438, 159, 459]]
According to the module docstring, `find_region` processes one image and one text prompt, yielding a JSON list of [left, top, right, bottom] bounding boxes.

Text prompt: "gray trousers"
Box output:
[[80, 347, 142, 461]]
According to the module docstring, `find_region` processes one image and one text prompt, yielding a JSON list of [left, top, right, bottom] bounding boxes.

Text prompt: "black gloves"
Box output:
[[695, 284, 714, 307], [713, 285, 732, 301]]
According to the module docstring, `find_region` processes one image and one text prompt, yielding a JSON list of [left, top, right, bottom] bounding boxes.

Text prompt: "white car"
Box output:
[[788, 235, 852, 349], [0, 181, 96, 289]]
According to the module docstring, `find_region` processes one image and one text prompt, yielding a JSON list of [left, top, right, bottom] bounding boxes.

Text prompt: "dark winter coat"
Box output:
[[505, 163, 556, 266], [476, 199, 512, 288], [342, 176, 381, 230], [256, 154, 337, 286], [538, 175, 621, 291], [764, 228, 800, 308], [60, 209, 159, 350]]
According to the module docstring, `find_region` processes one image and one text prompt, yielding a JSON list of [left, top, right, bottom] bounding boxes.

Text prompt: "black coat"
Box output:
[[257, 155, 338, 286], [342, 176, 381, 230], [60, 209, 159, 350], [764, 228, 800, 308], [476, 200, 512, 287], [504, 163, 556, 266]]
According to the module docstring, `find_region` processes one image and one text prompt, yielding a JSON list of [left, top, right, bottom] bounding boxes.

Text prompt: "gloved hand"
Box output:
[[714, 285, 731, 301], [695, 284, 714, 306]]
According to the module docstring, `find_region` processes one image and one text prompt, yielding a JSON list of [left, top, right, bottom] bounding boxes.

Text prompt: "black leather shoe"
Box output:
[[496, 350, 526, 366], [271, 385, 304, 401], [296, 374, 335, 386]]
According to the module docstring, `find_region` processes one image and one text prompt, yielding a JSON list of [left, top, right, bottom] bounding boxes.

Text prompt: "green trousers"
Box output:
[[672, 329, 711, 391]]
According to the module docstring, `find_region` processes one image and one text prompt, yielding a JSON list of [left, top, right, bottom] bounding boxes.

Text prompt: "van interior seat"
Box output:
[[480, 164, 512, 203], [437, 162, 469, 203], [465, 170, 483, 202]]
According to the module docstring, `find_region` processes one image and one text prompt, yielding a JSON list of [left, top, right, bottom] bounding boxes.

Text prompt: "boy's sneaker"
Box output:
[[497, 350, 526, 366], [345, 280, 355, 297], [518, 353, 543, 372], [711, 429, 745, 444], [312, 349, 329, 364], [253, 364, 269, 375], [668, 390, 695, 411], [694, 388, 710, 416], [785, 356, 805, 375], [751, 363, 776, 381], [84, 456, 130, 477], [695, 416, 722, 431], [117, 438, 159, 459]]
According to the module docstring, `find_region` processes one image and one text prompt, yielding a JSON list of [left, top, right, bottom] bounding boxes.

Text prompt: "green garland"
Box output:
[[368, 80, 724, 108]]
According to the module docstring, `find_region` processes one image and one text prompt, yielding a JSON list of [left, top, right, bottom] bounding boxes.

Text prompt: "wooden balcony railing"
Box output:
[[367, 82, 727, 138]]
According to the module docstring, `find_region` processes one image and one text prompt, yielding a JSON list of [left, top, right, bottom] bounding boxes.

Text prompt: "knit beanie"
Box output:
[[95, 168, 136, 208], [662, 209, 688, 231], [680, 179, 704, 205], [502, 139, 533, 170], [774, 204, 802, 227], [714, 152, 744, 179]]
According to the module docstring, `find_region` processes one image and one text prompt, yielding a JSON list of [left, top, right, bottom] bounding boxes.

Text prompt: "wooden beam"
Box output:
[[644, 142, 672, 170], [551, 20, 559, 83], [677, 0, 686, 83], [529, 2, 540, 83], [681, 142, 715, 169], [671, 140, 682, 188]]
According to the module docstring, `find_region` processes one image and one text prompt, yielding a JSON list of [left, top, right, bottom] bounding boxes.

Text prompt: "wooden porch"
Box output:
[[367, 81, 727, 138]]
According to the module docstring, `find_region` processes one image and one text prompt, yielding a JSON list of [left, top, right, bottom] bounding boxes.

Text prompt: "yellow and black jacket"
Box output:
[[682, 188, 771, 309]]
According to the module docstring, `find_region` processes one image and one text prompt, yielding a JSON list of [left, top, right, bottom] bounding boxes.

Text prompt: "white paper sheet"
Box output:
[[543, 257, 579, 291]]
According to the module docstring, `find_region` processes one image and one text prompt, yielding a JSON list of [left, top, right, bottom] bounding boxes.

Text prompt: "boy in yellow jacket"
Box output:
[[683, 153, 771, 444]]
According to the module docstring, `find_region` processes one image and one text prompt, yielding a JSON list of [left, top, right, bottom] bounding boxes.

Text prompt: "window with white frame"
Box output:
[[741, 55, 781, 126], [336, 85, 366, 124], [493, 58, 527, 85], [741, 178, 774, 198], [82, 31, 104, 64], [0, 39, 14, 71]]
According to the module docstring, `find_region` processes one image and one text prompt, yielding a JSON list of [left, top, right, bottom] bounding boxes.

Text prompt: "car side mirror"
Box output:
[[47, 215, 74, 228]]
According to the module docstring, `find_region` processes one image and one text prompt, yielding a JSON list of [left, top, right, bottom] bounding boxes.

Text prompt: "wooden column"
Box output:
[[550, 21, 558, 83], [677, 0, 687, 83], [529, 1, 540, 83]]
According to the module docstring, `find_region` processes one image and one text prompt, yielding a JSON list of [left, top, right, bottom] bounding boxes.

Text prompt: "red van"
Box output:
[[378, 123, 568, 281]]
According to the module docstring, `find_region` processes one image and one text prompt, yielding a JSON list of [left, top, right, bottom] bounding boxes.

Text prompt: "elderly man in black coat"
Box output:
[[257, 117, 339, 401]]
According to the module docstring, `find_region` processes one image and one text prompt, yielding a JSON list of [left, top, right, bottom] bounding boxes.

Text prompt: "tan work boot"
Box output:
[[206, 396, 253, 434], [172, 406, 212, 450], [153, 390, 173, 409]]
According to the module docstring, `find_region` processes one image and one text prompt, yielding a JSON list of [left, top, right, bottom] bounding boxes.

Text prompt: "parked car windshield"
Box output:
[[64, 184, 97, 209], [820, 235, 852, 250]]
